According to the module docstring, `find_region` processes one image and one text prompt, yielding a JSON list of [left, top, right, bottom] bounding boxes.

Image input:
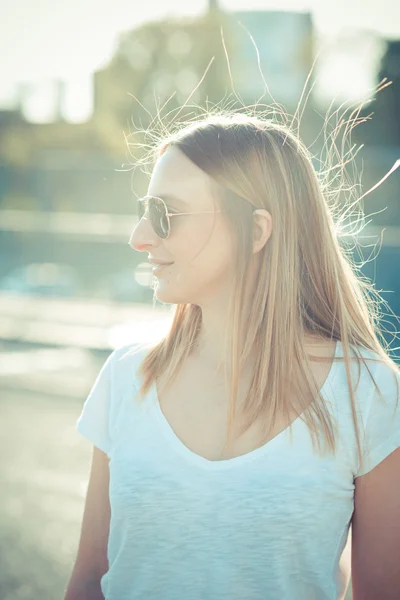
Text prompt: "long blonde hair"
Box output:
[[130, 110, 399, 472]]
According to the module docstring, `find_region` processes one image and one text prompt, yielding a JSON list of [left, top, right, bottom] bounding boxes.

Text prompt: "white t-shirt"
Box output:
[[76, 340, 400, 600]]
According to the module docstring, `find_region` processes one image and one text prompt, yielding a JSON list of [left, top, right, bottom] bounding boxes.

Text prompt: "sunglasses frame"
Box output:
[[138, 195, 225, 239]]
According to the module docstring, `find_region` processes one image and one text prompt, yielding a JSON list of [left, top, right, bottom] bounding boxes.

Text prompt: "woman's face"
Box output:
[[129, 146, 237, 306]]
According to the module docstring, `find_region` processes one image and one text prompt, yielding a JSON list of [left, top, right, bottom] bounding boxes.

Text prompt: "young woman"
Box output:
[[68, 113, 400, 600]]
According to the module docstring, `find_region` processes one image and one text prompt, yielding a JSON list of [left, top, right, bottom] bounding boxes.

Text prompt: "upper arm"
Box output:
[[351, 446, 400, 600], [70, 445, 111, 583]]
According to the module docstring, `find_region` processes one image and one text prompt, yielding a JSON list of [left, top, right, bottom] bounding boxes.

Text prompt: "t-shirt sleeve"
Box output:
[[355, 361, 400, 477], [76, 350, 116, 455]]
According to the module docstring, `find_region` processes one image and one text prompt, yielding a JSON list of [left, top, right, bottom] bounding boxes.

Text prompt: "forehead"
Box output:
[[148, 146, 214, 206]]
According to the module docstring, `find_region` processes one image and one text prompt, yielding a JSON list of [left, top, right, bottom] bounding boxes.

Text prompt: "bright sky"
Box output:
[[2, 0, 399, 119]]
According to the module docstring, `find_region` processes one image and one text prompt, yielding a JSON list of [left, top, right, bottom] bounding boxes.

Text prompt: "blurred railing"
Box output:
[[1, 209, 399, 244], [0, 292, 172, 350], [1, 210, 399, 352], [0, 209, 136, 242]]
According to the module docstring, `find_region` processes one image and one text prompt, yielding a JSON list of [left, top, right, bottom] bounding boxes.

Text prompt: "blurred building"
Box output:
[[93, 9, 314, 123], [0, 7, 399, 313], [228, 11, 313, 109]]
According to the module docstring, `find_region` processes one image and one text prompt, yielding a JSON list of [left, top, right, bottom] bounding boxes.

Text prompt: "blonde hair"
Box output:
[[129, 110, 399, 473]]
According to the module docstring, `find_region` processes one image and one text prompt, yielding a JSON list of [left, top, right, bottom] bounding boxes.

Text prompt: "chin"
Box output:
[[154, 280, 198, 306], [154, 280, 183, 305]]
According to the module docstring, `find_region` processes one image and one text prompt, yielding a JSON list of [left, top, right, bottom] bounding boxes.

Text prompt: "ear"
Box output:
[[252, 209, 272, 254]]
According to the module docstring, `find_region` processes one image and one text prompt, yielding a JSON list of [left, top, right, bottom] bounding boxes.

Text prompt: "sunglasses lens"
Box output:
[[138, 197, 169, 238], [150, 198, 169, 238]]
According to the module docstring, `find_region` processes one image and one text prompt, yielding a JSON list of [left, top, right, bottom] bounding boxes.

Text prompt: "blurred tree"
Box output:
[[0, 7, 237, 171], [93, 8, 236, 155], [0, 7, 238, 210]]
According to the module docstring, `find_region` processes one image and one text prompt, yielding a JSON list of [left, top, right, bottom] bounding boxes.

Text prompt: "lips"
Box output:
[[151, 262, 173, 274], [148, 259, 173, 266]]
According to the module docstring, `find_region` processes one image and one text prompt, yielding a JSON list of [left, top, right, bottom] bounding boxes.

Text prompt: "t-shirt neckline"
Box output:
[[150, 340, 342, 470]]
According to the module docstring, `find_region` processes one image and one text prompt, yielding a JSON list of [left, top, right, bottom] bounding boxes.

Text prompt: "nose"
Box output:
[[128, 215, 160, 252]]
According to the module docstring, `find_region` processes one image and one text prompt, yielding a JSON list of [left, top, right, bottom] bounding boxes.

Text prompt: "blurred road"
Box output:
[[0, 342, 102, 600], [0, 342, 353, 600]]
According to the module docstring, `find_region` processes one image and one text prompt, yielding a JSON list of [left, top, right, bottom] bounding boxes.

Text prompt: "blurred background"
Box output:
[[1, 0, 399, 598]]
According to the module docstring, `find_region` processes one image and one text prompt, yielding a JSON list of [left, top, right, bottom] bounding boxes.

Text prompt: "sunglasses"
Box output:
[[137, 195, 225, 240]]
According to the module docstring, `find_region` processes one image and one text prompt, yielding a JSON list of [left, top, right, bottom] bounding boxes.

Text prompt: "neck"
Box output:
[[189, 312, 255, 377], [190, 269, 259, 374]]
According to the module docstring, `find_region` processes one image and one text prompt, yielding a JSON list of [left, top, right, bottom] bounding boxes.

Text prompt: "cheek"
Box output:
[[153, 242, 235, 305], [183, 226, 235, 281], [175, 223, 232, 266]]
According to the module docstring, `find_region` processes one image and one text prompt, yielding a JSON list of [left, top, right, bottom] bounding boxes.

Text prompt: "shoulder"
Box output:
[[354, 345, 399, 392], [336, 342, 399, 384], [331, 344, 400, 477], [343, 344, 400, 425], [106, 341, 154, 387], [354, 350, 400, 477], [111, 341, 152, 363], [332, 343, 400, 425], [368, 353, 400, 412]]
